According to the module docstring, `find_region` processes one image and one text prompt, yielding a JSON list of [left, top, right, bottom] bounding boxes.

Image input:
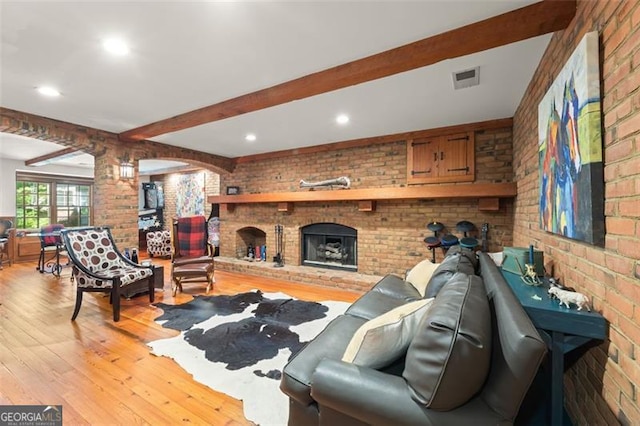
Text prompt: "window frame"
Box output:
[[15, 172, 94, 230]]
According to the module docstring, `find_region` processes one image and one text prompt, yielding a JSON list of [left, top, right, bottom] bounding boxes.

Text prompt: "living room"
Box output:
[[1, 1, 638, 425]]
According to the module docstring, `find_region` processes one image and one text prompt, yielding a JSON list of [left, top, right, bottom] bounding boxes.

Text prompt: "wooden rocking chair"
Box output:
[[170, 216, 215, 296]]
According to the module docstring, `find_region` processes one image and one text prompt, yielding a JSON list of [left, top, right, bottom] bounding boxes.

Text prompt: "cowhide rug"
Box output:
[[148, 290, 351, 426]]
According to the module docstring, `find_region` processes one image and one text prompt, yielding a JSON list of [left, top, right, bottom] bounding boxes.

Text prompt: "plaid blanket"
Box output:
[[41, 224, 65, 247], [177, 216, 207, 257]]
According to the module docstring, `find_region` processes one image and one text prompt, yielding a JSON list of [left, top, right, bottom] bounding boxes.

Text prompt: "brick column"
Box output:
[[93, 149, 139, 251]]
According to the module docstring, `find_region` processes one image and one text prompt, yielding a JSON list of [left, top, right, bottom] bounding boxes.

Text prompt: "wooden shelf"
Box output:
[[208, 182, 516, 207]]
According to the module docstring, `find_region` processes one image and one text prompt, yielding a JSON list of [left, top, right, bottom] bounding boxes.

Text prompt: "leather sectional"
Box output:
[[280, 248, 547, 425]]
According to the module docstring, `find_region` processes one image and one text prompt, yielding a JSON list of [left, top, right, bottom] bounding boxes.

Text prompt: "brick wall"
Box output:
[[0, 108, 228, 250], [512, 1, 640, 424], [218, 125, 515, 285]]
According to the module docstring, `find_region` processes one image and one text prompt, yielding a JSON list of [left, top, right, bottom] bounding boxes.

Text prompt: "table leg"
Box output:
[[39, 246, 64, 277], [551, 330, 565, 425], [53, 246, 61, 277]]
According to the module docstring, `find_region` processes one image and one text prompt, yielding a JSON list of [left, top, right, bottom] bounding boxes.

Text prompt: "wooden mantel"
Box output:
[[208, 182, 516, 212]]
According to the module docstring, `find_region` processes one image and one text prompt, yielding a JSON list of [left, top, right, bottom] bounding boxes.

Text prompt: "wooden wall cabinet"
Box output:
[[13, 234, 41, 264], [407, 131, 474, 184]]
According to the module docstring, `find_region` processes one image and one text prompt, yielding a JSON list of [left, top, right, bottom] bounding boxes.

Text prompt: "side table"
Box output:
[[501, 270, 607, 426], [153, 265, 165, 290], [122, 265, 164, 299]]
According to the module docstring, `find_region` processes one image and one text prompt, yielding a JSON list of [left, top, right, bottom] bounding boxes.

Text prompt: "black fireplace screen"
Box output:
[[301, 223, 357, 271]]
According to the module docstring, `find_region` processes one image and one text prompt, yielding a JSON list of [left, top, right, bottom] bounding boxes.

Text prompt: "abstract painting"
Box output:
[[176, 172, 205, 217], [538, 31, 604, 246]]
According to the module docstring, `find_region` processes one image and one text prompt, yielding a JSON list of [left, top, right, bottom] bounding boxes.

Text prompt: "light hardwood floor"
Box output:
[[0, 258, 360, 425]]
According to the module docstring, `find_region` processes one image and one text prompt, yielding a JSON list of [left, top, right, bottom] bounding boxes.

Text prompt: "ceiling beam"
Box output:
[[25, 147, 83, 166], [120, 0, 575, 142]]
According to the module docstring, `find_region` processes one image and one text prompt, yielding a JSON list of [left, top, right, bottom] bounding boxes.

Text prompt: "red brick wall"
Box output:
[[0, 108, 227, 250], [512, 1, 640, 424], [219, 126, 515, 282]]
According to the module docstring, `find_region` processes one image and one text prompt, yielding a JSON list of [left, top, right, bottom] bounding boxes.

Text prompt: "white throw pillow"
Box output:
[[406, 259, 441, 297], [487, 251, 504, 266], [342, 298, 434, 368]]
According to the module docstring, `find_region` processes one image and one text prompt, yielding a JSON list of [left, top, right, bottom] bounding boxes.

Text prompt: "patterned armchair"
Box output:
[[0, 219, 15, 269], [146, 230, 172, 258], [171, 216, 215, 296], [61, 227, 155, 322]]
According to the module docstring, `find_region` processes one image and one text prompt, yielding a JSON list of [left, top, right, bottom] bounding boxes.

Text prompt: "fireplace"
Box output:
[[236, 226, 266, 260], [301, 223, 357, 271]]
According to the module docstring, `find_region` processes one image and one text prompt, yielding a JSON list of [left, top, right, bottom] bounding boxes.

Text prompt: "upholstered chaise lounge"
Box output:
[[280, 248, 547, 425]]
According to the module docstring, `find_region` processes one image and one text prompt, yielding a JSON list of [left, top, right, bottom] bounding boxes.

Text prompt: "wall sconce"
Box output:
[[120, 160, 134, 179]]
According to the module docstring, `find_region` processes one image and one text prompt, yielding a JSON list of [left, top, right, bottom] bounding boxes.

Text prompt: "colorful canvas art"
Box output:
[[176, 172, 205, 217], [538, 31, 604, 246]]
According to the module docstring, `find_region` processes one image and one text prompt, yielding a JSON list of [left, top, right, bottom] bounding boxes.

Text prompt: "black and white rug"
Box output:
[[148, 290, 350, 426]]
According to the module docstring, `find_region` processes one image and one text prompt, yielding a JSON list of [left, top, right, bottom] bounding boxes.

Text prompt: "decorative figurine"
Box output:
[[548, 286, 591, 311], [521, 263, 542, 286]]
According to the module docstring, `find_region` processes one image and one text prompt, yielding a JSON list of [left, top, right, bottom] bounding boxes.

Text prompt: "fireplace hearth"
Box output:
[[301, 223, 357, 271]]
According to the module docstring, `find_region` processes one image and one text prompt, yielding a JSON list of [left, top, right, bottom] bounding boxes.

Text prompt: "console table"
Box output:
[[501, 270, 607, 426]]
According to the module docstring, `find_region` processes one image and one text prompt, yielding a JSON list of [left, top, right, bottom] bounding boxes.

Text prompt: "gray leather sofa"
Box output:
[[280, 249, 547, 425]]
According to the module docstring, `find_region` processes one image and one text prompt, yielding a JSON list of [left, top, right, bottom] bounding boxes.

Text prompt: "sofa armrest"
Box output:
[[311, 359, 506, 426], [311, 359, 426, 425]]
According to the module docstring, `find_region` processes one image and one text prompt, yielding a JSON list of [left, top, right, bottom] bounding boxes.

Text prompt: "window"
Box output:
[[15, 173, 93, 229]]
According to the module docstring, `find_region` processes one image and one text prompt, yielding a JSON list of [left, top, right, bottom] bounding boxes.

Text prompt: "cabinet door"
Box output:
[[407, 131, 474, 184], [438, 132, 474, 182], [407, 137, 438, 184]]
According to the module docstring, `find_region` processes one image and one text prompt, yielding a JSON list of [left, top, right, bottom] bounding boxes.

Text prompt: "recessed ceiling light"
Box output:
[[36, 86, 61, 97], [336, 114, 350, 125], [245, 133, 257, 142], [103, 38, 130, 56]]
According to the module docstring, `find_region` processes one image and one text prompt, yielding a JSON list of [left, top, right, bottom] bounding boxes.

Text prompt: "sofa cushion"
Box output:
[[424, 252, 476, 298], [345, 290, 414, 320], [403, 273, 491, 411], [406, 260, 441, 297], [342, 298, 434, 368], [444, 245, 478, 268], [370, 274, 422, 301]]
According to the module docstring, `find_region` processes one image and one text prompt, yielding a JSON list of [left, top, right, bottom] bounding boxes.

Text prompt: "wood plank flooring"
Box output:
[[0, 258, 360, 425]]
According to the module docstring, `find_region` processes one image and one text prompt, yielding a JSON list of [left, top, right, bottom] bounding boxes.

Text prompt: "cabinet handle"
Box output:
[[440, 152, 444, 160], [411, 169, 431, 175], [433, 152, 437, 161], [447, 167, 470, 172]]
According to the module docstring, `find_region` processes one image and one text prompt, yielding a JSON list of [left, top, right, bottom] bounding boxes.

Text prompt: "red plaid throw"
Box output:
[[41, 224, 64, 247], [177, 216, 207, 257]]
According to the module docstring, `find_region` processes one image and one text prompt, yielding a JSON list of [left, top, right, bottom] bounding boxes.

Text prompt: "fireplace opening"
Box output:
[[236, 226, 267, 261], [301, 223, 357, 271]]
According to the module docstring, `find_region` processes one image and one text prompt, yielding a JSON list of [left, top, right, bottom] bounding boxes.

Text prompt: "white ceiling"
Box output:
[[0, 1, 551, 170]]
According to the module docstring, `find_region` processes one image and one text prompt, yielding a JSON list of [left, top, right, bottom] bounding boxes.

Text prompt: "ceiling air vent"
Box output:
[[452, 66, 480, 90]]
